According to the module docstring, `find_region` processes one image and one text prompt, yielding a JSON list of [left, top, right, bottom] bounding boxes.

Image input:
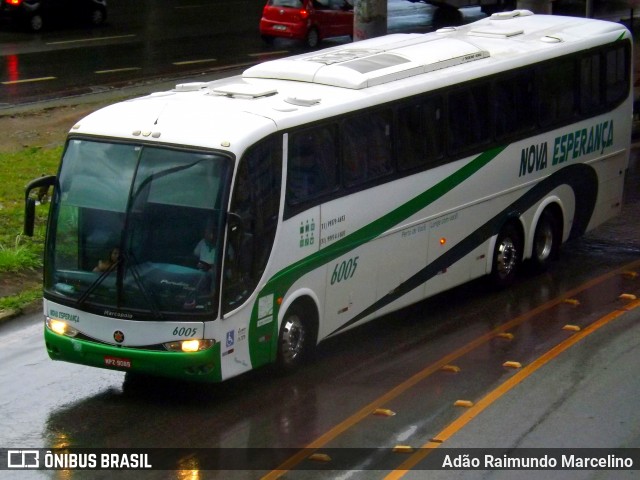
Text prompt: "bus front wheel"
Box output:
[[277, 303, 314, 370], [491, 222, 523, 288]]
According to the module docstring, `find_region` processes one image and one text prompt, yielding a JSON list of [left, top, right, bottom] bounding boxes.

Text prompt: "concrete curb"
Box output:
[[0, 308, 20, 325]]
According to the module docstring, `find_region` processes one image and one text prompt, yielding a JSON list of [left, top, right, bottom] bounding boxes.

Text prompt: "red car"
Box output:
[[260, 0, 353, 48]]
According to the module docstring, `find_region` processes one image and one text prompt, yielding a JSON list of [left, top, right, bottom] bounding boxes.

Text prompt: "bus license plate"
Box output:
[[104, 355, 132, 369]]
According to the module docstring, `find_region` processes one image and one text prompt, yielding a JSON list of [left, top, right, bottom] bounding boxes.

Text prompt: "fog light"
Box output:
[[46, 317, 79, 337]]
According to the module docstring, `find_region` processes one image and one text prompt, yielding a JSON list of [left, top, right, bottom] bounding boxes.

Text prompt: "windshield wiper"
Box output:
[[121, 250, 163, 320]]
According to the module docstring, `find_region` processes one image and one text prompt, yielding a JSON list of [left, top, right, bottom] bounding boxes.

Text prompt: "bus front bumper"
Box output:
[[44, 328, 222, 383]]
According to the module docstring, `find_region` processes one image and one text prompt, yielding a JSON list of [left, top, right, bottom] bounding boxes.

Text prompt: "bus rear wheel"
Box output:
[[277, 304, 313, 370], [532, 209, 560, 270], [491, 222, 523, 288]]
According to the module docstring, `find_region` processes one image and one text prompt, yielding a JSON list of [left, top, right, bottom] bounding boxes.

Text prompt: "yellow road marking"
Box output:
[[384, 299, 640, 479]]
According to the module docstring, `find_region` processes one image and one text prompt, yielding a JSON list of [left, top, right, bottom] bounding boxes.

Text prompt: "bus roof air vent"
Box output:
[[490, 10, 533, 20], [244, 38, 489, 89], [174, 82, 208, 92], [468, 27, 524, 39], [284, 96, 321, 107], [210, 83, 277, 99], [540, 35, 564, 44]]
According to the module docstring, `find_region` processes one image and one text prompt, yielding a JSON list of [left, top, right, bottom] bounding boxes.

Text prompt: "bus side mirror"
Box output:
[[24, 175, 56, 237], [24, 198, 36, 237]]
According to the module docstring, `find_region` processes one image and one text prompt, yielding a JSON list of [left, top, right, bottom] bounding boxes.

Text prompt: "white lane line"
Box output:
[[95, 67, 141, 74], [46, 34, 136, 46], [173, 58, 218, 66], [2, 76, 56, 85], [247, 50, 289, 57]]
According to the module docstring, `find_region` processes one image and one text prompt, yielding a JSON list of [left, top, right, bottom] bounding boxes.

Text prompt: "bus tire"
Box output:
[[491, 222, 523, 288], [277, 302, 315, 370], [531, 209, 560, 271]]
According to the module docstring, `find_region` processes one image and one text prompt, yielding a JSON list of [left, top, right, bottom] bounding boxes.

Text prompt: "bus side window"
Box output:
[[580, 52, 602, 115], [495, 71, 536, 140], [447, 83, 490, 155], [604, 43, 629, 106], [539, 59, 577, 127], [287, 125, 338, 205], [397, 96, 443, 172], [342, 110, 393, 187], [223, 136, 282, 312]]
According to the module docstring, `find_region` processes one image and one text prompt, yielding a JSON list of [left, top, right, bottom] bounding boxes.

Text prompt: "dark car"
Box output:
[[0, 0, 107, 32], [260, 0, 353, 48]]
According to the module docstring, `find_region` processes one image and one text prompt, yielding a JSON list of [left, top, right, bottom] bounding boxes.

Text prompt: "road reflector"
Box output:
[[308, 453, 331, 463], [503, 361, 522, 369], [562, 298, 580, 306], [393, 445, 415, 453], [497, 332, 514, 340], [373, 408, 396, 417], [563, 324, 581, 332], [619, 293, 637, 300], [441, 364, 461, 373], [622, 271, 638, 279], [454, 400, 474, 408]]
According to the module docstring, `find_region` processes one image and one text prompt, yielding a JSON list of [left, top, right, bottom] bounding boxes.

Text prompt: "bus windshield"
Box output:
[[46, 139, 232, 319]]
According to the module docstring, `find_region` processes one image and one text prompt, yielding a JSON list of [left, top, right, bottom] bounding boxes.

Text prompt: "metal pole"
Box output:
[[585, 0, 594, 18], [353, 0, 388, 41]]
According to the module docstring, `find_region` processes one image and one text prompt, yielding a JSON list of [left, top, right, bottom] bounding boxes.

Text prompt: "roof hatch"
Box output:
[[243, 38, 489, 89]]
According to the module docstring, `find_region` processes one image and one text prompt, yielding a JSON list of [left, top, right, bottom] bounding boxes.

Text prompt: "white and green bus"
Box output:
[[25, 11, 632, 383]]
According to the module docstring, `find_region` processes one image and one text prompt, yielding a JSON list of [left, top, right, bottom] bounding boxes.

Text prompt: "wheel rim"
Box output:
[[280, 314, 306, 366], [496, 237, 517, 279], [535, 221, 554, 262]]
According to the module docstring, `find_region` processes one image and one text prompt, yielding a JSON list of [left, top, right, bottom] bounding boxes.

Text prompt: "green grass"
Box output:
[[0, 288, 42, 312], [0, 146, 61, 310]]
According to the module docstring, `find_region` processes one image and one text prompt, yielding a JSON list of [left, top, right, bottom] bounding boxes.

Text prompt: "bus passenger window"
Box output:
[[287, 126, 337, 204], [495, 72, 535, 139], [580, 53, 602, 115], [448, 84, 490, 154], [605, 45, 629, 106], [397, 98, 443, 171], [397, 103, 426, 171], [539, 59, 577, 126], [342, 110, 393, 186]]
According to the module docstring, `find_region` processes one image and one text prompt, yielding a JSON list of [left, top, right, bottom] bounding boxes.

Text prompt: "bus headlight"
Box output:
[[46, 317, 79, 337], [163, 339, 216, 352]]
